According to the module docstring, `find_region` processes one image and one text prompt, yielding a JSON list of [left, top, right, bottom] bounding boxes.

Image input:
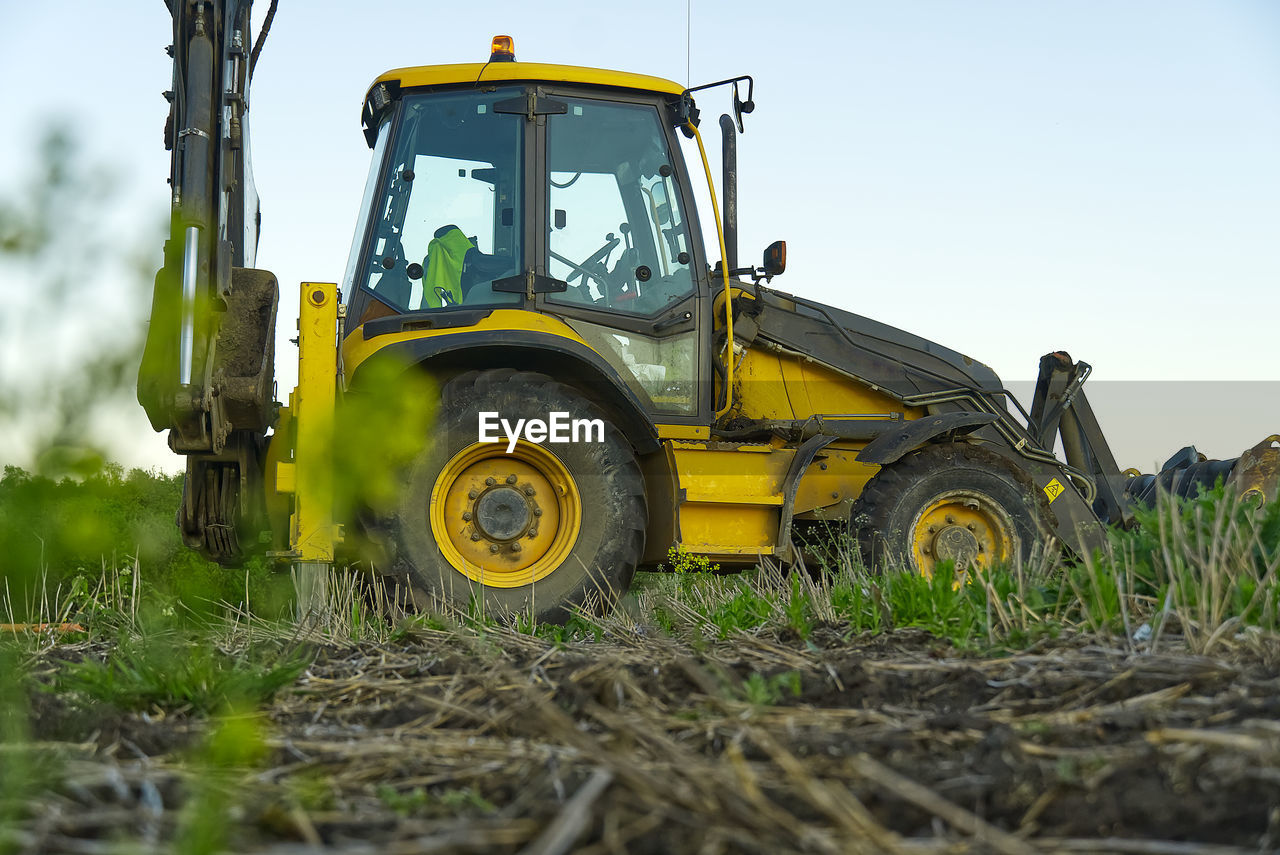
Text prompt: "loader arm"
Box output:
[[137, 0, 281, 561]]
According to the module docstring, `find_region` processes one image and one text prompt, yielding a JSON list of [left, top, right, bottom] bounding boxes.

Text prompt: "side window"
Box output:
[[566, 320, 698, 415], [547, 100, 695, 316], [359, 90, 523, 312]]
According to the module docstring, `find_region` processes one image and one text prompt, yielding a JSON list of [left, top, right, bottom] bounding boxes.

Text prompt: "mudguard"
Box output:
[[856, 412, 998, 465]]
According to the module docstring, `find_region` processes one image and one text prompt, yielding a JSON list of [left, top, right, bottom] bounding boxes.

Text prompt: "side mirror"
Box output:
[[763, 240, 786, 277]]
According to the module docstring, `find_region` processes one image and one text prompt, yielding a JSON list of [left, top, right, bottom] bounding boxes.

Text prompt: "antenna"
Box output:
[[686, 0, 691, 87]]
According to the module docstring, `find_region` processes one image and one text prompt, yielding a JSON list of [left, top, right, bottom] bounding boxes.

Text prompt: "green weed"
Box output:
[[739, 670, 803, 706], [664, 545, 720, 575], [376, 784, 495, 817], [55, 635, 308, 715]]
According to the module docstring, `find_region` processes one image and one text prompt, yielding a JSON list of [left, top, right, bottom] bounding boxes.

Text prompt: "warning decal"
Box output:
[[1043, 478, 1065, 503]]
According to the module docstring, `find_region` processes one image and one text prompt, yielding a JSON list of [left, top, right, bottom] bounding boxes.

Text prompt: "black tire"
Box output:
[[850, 442, 1051, 576], [386, 368, 646, 623]]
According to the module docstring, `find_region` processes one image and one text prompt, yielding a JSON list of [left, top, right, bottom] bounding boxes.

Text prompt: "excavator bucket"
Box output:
[[1228, 435, 1280, 505]]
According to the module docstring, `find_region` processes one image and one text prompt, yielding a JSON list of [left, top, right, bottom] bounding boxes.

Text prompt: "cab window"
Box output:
[[546, 99, 695, 316], [359, 89, 523, 312]]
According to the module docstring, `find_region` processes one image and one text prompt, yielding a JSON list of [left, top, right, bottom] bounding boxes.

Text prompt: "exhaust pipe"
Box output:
[[719, 113, 738, 273]]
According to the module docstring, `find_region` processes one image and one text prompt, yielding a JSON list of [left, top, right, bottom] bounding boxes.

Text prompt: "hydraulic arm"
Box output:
[[138, 0, 280, 561]]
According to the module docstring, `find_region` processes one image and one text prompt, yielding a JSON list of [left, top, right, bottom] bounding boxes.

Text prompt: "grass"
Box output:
[[7, 461, 1276, 661], [0, 480, 1277, 853], [0, 475, 1275, 667], [0, 476, 1274, 744], [625, 483, 1280, 656], [54, 635, 309, 715]]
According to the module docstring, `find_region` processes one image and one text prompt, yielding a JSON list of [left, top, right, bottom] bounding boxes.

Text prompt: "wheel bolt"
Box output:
[[922, 546, 931, 555], [489, 544, 499, 553], [524, 486, 535, 496], [469, 489, 478, 500], [511, 542, 522, 553], [927, 525, 936, 534], [485, 477, 496, 486], [462, 511, 472, 521], [533, 508, 542, 517], [507, 474, 518, 484], [470, 533, 481, 541], [945, 514, 955, 524], [966, 523, 975, 531]]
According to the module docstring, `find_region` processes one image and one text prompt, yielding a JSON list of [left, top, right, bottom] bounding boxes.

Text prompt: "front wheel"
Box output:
[[851, 443, 1052, 577], [387, 369, 646, 623]]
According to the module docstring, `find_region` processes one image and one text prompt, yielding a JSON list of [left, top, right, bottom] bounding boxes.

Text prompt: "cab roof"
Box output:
[[369, 62, 686, 100]]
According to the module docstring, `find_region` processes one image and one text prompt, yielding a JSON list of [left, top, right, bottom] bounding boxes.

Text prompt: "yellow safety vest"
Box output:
[[422, 227, 475, 308]]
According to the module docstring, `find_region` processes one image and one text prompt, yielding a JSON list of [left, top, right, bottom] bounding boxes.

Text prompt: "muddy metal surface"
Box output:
[[10, 627, 1280, 853]]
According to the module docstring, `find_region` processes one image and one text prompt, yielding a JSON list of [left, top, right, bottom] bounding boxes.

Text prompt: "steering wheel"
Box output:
[[551, 233, 621, 298]]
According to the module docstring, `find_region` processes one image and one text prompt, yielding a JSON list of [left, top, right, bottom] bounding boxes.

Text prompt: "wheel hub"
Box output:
[[474, 486, 531, 541], [430, 441, 581, 588], [910, 490, 1016, 578], [931, 525, 980, 569]]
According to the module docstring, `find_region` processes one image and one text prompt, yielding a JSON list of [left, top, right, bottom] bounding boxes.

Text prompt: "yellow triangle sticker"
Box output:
[[1043, 478, 1065, 503]]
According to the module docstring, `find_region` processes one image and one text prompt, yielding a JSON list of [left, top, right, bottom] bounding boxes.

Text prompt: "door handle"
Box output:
[[652, 311, 692, 332]]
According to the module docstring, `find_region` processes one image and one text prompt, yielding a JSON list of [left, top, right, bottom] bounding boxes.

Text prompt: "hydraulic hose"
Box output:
[[687, 121, 735, 420]]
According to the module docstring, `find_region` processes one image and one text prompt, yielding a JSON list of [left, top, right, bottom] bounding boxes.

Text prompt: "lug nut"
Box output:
[[966, 523, 975, 531], [533, 508, 542, 517], [945, 514, 955, 524], [524, 486, 535, 496], [462, 511, 472, 521], [507, 474, 518, 484], [485, 477, 496, 486], [511, 542, 522, 553], [469, 489, 478, 500], [922, 546, 931, 555], [489, 544, 499, 553], [470, 533, 481, 541], [927, 525, 936, 534]]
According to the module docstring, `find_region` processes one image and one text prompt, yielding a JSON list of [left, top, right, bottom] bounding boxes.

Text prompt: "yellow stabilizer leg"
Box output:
[[288, 282, 340, 621]]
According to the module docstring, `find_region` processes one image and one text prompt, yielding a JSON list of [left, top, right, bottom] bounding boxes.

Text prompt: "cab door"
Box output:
[[534, 92, 711, 426]]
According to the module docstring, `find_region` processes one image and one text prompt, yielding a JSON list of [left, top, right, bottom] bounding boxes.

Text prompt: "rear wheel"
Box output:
[[387, 369, 646, 622], [851, 443, 1050, 577]]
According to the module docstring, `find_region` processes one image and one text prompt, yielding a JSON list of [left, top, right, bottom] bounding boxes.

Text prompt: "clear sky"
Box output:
[[0, 0, 1277, 471]]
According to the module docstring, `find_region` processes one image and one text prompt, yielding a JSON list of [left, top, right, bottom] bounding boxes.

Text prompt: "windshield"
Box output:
[[341, 119, 391, 297], [356, 89, 524, 312]]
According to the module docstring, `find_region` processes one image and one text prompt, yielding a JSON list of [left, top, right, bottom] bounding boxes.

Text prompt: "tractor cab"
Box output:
[[342, 40, 713, 422]]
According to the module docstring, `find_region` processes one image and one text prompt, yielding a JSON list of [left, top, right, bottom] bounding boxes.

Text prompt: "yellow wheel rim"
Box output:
[[908, 489, 1017, 578], [429, 441, 581, 588]]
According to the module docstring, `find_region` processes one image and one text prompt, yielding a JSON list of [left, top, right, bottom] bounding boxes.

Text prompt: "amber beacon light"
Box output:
[[490, 35, 516, 62]]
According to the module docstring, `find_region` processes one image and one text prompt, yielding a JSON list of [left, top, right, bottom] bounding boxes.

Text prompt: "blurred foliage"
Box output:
[[0, 128, 290, 622], [332, 355, 437, 551], [176, 712, 271, 855], [0, 464, 291, 622], [0, 125, 156, 475]]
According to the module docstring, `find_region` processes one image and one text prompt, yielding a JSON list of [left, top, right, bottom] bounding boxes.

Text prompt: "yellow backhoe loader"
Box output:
[[139, 3, 1280, 621]]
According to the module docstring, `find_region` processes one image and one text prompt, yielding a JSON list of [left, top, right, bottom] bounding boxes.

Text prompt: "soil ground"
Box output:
[[9, 625, 1280, 854]]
